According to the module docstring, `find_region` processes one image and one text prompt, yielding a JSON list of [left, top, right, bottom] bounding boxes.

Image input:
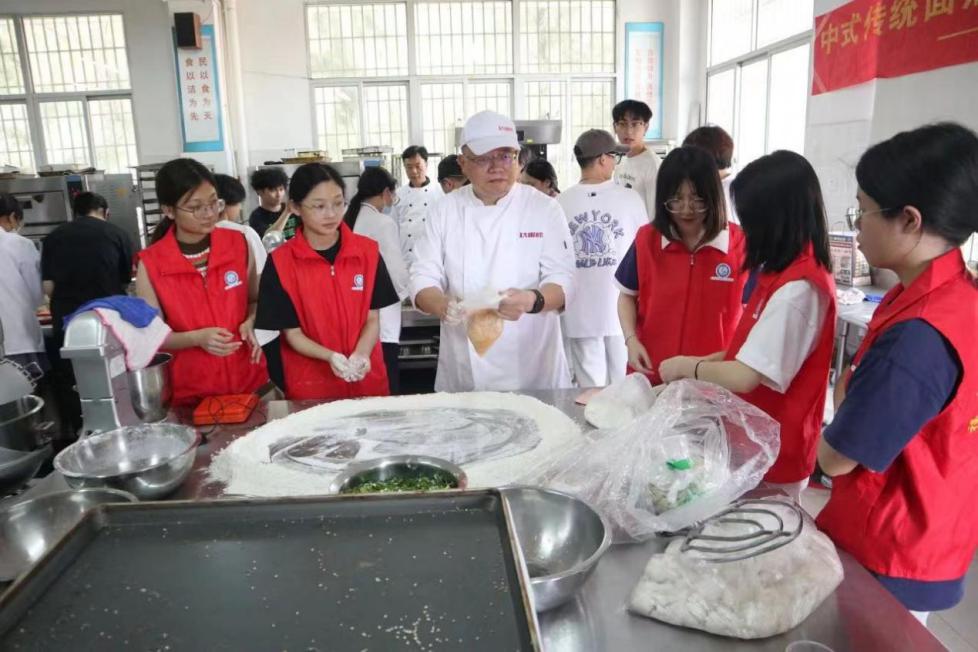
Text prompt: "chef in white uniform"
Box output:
[[411, 111, 576, 392], [394, 145, 444, 266]]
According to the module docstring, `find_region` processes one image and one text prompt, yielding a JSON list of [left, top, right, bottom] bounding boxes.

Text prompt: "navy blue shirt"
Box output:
[[614, 241, 639, 292], [824, 318, 963, 611]]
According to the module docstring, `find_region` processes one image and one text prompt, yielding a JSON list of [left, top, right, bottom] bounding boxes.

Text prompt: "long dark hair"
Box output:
[[288, 162, 346, 205], [0, 192, 23, 221], [524, 159, 559, 193], [151, 158, 216, 244], [732, 150, 832, 272], [344, 167, 396, 230], [652, 146, 726, 244], [856, 122, 978, 247]]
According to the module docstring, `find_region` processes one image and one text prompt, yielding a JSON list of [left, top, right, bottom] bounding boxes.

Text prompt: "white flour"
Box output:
[[208, 392, 582, 497]]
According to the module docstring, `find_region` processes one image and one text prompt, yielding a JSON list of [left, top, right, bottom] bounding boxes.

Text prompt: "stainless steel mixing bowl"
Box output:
[[502, 486, 612, 612], [0, 395, 45, 452], [329, 455, 468, 494], [53, 423, 200, 500], [128, 353, 172, 422], [0, 445, 50, 496], [0, 488, 136, 581]]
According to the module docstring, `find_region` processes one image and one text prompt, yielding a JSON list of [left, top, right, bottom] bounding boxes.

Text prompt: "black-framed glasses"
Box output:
[[664, 197, 707, 213], [606, 151, 625, 164]]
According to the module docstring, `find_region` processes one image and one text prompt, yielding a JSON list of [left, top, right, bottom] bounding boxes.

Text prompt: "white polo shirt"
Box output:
[[0, 229, 45, 355]]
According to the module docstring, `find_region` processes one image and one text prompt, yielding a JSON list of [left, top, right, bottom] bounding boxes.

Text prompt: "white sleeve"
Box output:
[[242, 225, 268, 273], [376, 217, 410, 300], [539, 199, 576, 304], [409, 204, 448, 300], [644, 155, 659, 221], [18, 241, 43, 308], [735, 280, 830, 393]]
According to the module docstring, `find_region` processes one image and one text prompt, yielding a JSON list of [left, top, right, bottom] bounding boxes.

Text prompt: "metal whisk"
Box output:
[[680, 498, 804, 563]]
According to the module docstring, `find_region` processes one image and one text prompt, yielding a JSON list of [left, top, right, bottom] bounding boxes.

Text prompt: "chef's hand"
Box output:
[[346, 353, 371, 382], [327, 351, 352, 380], [441, 298, 466, 326], [497, 289, 534, 321], [659, 356, 696, 383], [625, 336, 653, 374], [239, 318, 262, 364], [195, 327, 242, 357]]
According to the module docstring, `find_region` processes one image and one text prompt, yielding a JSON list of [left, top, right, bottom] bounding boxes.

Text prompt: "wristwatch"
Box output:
[[528, 289, 545, 314]]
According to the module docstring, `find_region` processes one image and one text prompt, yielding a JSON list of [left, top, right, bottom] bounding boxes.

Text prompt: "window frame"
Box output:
[[705, 0, 813, 166], [0, 11, 139, 172]]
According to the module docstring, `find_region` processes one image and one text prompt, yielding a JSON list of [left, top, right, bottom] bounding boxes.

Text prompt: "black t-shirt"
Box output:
[[41, 216, 135, 341], [255, 238, 400, 331], [248, 205, 281, 238]]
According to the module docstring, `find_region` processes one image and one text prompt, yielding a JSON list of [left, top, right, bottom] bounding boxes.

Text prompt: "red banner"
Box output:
[[813, 0, 978, 95]]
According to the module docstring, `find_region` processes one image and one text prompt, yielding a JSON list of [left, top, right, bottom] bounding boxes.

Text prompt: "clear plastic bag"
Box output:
[[460, 288, 504, 356], [520, 380, 781, 541]]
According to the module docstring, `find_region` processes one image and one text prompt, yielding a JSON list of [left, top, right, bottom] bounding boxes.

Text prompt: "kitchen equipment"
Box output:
[[53, 423, 200, 500], [329, 454, 467, 494], [60, 311, 174, 433], [0, 488, 135, 581], [0, 492, 541, 651], [503, 486, 612, 612], [0, 445, 49, 497], [192, 393, 259, 426], [0, 395, 46, 452], [680, 498, 804, 563]]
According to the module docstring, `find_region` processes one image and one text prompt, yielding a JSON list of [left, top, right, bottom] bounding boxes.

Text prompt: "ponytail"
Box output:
[[344, 166, 397, 231], [150, 218, 174, 244]]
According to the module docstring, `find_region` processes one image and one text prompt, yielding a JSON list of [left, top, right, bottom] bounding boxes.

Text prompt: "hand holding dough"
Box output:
[[467, 309, 504, 357]]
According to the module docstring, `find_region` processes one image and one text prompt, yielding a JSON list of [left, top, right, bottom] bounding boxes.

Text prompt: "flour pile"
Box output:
[[628, 501, 844, 639], [583, 373, 661, 429], [209, 392, 582, 497]]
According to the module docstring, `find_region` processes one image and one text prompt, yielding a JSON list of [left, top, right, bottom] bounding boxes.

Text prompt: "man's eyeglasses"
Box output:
[[664, 197, 708, 213], [606, 151, 625, 164], [463, 151, 519, 169], [177, 199, 225, 219], [614, 120, 648, 131], [301, 199, 348, 216]]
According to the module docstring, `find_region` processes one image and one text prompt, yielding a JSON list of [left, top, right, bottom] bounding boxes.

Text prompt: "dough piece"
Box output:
[[467, 309, 503, 356]]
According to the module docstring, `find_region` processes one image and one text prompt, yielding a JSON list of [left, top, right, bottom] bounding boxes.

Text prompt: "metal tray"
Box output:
[[0, 491, 540, 651]]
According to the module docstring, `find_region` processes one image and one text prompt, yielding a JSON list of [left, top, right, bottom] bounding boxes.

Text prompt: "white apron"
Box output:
[[434, 188, 572, 392]]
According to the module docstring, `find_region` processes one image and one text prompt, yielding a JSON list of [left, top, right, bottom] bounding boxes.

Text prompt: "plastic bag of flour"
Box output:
[[584, 373, 663, 429], [520, 380, 781, 541]]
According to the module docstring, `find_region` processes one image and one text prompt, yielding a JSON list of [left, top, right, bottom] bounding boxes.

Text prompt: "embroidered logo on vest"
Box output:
[[224, 270, 242, 291], [711, 263, 734, 283], [352, 273, 365, 292]]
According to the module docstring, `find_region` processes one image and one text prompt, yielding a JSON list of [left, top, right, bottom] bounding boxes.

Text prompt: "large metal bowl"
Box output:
[[502, 486, 612, 612], [0, 445, 50, 496], [329, 455, 467, 495], [0, 395, 45, 452], [0, 488, 136, 581], [128, 353, 172, 422], [53, 424, 200, 500]]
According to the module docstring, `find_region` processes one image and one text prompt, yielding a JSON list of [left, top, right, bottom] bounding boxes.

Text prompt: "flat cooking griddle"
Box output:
[[0, 491, 539, 651]]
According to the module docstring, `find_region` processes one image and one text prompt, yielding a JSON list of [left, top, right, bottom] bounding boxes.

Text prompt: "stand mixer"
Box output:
[[60, 311, 172, 434]]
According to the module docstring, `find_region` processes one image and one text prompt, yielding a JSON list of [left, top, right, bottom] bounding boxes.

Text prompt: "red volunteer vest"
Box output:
[[139, 227, 268, 406], [724, 249, 836, 483], [634, 224, 747, 384], [817, 251, 978, 581], [271, 223, 389, 400]]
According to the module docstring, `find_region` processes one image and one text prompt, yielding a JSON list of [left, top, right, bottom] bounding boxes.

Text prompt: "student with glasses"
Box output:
[[612, 99, 661, 221], [615, 146, 747, 387], [255, 163, 400, 399], [136, 158, 268, 406], [659, 150, 837, 502]]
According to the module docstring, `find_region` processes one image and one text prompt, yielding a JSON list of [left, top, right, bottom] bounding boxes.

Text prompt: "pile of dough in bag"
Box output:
[[461, 289, 504, 357], [520, 380, 780, 541], [628, 500, 844, 639]]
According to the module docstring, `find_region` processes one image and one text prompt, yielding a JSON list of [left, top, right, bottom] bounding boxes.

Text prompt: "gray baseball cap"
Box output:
[[573, 129, 629, 159]]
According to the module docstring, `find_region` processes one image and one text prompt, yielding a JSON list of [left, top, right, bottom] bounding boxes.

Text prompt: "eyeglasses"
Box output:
[[605, 151, 625, 164], [463, 151, 519, 169], [846, 206, 894, 230], [301, 199, 348, 216], [665, 197, 708, 213], [177, 198, 225, 219], [614, 120, 648, 131]]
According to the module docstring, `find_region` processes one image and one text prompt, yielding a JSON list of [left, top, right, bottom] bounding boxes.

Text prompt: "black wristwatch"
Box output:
[[528, 289, 545, 314]]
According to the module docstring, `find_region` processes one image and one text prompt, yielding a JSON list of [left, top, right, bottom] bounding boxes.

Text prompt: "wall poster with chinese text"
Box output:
[[624, 22, 664, 140], [173, 24, 225, 152]]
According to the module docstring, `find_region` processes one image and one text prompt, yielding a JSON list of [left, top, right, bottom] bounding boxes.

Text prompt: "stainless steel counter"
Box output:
[[18, 390, 944, 651]]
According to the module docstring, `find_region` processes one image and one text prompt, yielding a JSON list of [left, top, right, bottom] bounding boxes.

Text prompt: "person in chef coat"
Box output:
[[559, 130, 645, 387], [411, 110, 576, 392], [343, 166, 410, 394], [0, 193, 47, 375], [613, 99, 660, 221], [659, 150, 837, 501], [683, 125, 738, 224], [395, 145, 444, 265], [437, 155, 468, 194], [816, 123, 978, 626]]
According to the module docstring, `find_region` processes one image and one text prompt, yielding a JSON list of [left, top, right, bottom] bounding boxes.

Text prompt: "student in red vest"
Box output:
[[615, 145, 747, 385], [254, 163, 399, 400], [816, 123, 978, 626], [659, 150, 837, 501], [136, 158, 268, 406]]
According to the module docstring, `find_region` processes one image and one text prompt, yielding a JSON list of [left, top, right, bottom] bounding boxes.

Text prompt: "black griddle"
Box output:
[[0, 491, 539, 651]]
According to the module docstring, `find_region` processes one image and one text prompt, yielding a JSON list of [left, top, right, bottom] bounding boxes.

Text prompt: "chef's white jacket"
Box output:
[[410, 183, 576, 392], [0, 229, 44, 356], [352, 203, 410, 344], [394, 180, 444, 266]]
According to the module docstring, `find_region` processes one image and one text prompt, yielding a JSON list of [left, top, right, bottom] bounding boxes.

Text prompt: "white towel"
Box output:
[[93, 308, 171, 371]]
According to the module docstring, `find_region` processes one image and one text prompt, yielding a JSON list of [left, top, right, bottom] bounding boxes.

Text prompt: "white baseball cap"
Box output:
[[460, 110, 521, 156]]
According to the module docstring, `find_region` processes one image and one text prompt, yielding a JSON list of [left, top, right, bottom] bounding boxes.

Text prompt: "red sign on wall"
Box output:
[[813, 0, 978, 95]]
